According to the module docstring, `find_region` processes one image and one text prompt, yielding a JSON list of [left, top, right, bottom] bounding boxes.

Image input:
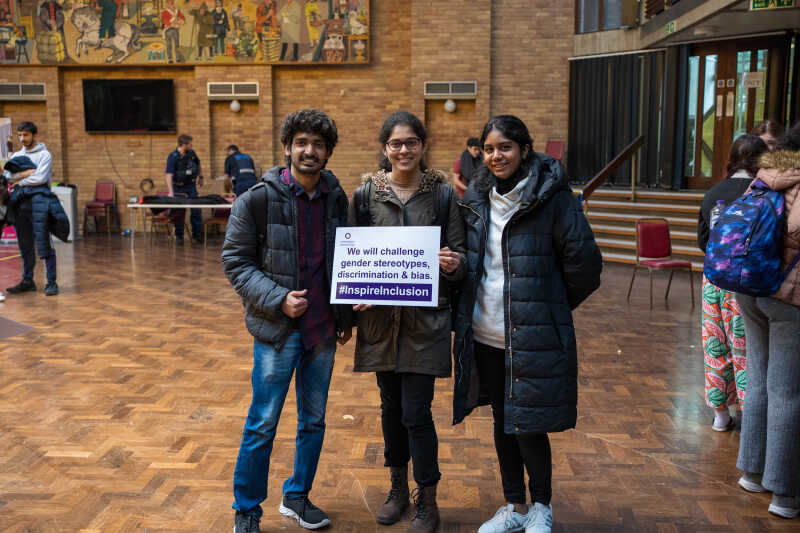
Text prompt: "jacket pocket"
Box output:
[[359, 306, 392, 344]]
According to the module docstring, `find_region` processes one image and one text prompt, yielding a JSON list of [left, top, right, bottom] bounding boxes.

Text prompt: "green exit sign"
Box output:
[[751, 0, 796, 10]]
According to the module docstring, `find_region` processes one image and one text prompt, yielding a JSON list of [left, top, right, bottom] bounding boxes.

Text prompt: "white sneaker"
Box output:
[[0, 292, 5, 302], [738, 473, 766, 493], [769, 494, 800, 519], [478, 504, 532, 533], [525, 502, 552, 533], [712, 412, 734, 431]]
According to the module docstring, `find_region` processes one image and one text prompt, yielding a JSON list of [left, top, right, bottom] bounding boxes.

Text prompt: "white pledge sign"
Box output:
[[330, 226, 440, 307]]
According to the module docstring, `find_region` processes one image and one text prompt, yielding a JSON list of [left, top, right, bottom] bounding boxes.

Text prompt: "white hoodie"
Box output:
[[6, 142, 52, 187]]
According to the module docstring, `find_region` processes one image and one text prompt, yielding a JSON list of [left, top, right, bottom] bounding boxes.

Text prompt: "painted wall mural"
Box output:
[[0, 0, 368, 64]]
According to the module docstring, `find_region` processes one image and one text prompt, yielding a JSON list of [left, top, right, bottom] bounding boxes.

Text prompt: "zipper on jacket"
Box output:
[[505, 221, 514, 399]]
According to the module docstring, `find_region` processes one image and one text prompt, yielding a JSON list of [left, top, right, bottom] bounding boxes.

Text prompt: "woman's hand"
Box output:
[[438, 246, 460, 273]]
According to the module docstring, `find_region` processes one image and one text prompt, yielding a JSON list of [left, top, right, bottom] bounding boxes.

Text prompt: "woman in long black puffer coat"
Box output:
[[452, 115, 602, 533]]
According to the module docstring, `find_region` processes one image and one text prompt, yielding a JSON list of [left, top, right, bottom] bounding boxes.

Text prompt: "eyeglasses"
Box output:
[[385, 138, 422, 152]]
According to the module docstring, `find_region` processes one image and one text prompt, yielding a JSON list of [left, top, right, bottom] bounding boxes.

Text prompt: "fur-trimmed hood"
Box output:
[[360, 168, 448, 201], [758, 150, 800, 192]]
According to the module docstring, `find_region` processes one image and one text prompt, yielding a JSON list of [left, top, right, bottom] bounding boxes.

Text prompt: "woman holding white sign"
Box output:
[[349, 110, 466, 533], [452, 115, 602, 533]]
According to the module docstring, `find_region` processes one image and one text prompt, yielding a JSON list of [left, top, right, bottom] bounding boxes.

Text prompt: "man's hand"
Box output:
[[197, 175, 204, 188], [353, 303, 372, 312], [337, 328, 352, 345], [438, 246, 460, 273], [282, 289, 308, 318]]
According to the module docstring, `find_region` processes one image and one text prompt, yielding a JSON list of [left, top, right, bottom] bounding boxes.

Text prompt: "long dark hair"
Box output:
[[726, 134, 768, 179], [751, 119, 785, 139], [378, 110, 428, 172], [478, 114, 535, 179]]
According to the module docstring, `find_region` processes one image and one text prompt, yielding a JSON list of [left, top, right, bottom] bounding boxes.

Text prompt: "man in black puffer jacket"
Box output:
[[222, 109, 353, 533]]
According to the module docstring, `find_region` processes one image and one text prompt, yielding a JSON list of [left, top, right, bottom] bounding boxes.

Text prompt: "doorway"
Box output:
[[684, 37, 788, 189]]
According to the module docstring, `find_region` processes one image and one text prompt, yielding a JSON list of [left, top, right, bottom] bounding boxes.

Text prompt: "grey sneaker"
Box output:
[[478, 503, 532, 532], [769, 494, 800, 519], [44, 282, 59, 296], [525, 502, 553, 533], [233, 511, 260, 533], [279, 495, 330, 529]]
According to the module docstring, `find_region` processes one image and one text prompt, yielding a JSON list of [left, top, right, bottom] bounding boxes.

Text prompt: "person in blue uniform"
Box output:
[[223, 145, 258, 196], [165, 134, 204, 243]]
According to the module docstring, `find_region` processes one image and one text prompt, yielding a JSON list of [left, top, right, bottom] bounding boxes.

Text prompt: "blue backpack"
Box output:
[[704, 178, 800, 296]]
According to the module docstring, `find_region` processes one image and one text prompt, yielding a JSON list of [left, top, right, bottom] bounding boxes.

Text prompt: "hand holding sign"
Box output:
[[438, 246, 460, 273]]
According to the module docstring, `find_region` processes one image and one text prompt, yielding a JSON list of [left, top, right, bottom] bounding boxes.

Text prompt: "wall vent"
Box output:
[[0, 83, 46, 101], [207, 81, 259, 100], [424, 81, 477, 99]]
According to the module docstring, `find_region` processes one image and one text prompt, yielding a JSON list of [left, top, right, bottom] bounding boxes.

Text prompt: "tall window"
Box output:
[[576, 0, 624, 34]]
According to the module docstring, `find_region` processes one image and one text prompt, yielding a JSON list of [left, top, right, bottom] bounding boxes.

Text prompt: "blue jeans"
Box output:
[[233, 332, 336, 517]]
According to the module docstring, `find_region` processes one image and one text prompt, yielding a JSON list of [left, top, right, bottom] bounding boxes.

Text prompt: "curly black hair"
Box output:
[[280, 109, 338, 153]]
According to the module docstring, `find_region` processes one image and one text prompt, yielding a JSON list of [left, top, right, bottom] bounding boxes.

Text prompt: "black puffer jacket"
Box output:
[[221, 166, 352, 349], [452, 153, 602, 434]]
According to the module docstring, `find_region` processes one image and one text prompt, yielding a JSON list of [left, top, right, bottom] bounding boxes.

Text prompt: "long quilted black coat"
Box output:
[[452, 153, 602, 434], [221, 166, 352, 350]]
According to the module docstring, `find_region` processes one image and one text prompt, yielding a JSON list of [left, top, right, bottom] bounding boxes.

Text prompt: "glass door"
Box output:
[[685, 38, 782, 189]]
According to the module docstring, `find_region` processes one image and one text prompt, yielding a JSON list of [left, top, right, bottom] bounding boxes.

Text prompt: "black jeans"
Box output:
[[474, 342, 552, 505], [376, 371, 440, 487]]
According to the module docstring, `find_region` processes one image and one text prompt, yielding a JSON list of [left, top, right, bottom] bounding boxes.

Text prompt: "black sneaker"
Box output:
[[6, 280, 36, 294], [279, 495, 330, 530], [175, 237, 184, 245], [44, 282, 59, 296], [233, 511, 260, 533], [192, 235, 204, 244]]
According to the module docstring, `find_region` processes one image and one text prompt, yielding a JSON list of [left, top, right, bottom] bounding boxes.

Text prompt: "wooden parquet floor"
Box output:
[[0, 237, 797, 532]]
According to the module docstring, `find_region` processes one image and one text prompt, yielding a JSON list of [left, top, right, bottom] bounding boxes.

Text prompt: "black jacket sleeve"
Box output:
[[552, 190, 603, 309], [697, 208, 710, 253], [221, 193, 290, 320]]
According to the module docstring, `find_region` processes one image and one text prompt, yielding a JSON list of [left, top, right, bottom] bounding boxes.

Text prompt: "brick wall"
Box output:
[[0, 1, 574, 233], [491, 0, 574, 155]]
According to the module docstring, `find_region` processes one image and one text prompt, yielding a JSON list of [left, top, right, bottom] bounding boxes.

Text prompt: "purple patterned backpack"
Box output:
[[703, 178, 800, 296]]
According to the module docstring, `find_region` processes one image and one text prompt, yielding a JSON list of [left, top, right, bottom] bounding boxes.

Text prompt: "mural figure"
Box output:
[[161, 0, 185, 63], [190, 2, 214, 60], [231, 2, 242, 31], [98, 0, 117, 39], [71, 5, 142, 62], [304, 0, 320, 49], [211, 0, 228, 56], [38, 0, 69, 62], [279, 0, 300, 61]]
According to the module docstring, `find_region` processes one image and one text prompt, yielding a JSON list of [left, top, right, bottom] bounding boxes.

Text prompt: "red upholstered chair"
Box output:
[[545, 140, 565, 163], [626, 217, 694, 310], [84, 181, 117, 236]]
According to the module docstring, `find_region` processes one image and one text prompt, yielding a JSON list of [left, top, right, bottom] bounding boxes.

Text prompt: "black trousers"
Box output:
[[376, 371, 440, 487], [474, 342, 552, 505]]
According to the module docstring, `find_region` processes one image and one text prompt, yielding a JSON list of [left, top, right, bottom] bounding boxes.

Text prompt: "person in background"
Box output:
[[349, 110, 466, 533], [164, 134, 203, 244], [222, 109, 352, 533], [751, 120, 785, 152], [697, 134, 768, 432], [451, 137, 483, 198], [736, 121, 800, 519], [223, 145, 258, 196], [452, 115, 602, 533], [4, 121, 58, 296]]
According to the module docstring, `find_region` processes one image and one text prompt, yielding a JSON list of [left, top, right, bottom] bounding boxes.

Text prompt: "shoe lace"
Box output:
[[411, 488, 429, 520], [385, 471, 406, 503]]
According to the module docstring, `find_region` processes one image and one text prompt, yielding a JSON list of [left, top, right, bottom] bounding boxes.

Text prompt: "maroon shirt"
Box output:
[[282, 168, 336, 349]]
